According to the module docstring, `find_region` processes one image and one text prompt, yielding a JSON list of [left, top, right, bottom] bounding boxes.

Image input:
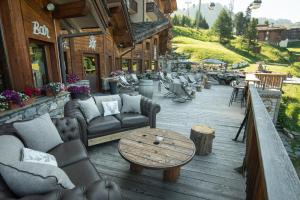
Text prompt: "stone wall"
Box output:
[[0, 92, 70, 125], [258, 89, 282, 124]]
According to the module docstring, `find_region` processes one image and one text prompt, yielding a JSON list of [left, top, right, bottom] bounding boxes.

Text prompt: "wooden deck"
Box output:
[[88, 83, 246, 200]]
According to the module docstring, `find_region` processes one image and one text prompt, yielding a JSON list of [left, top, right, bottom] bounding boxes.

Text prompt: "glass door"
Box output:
[[83, 54, 100, 92], [29, 42, 49, 88]]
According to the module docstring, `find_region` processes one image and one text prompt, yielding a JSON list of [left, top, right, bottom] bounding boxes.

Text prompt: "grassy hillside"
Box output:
[[172, 36, 250, 64], [172, 26, 218, 42], [172, 26, 291, 64]]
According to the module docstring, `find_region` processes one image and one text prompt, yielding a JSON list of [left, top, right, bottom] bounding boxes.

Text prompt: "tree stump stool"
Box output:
[[190, 125, 215, 155]]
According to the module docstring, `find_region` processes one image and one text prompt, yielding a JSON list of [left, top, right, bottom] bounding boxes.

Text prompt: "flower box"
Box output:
[[23, 97, 36, 106], [8, 102, 20, 110], [46, 90, 55, 97]]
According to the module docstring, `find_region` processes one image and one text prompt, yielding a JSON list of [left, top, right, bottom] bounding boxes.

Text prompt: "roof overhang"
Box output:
[[107, 0, 134, 48], [132, 19, 171, 43], [52, 0, 110, 32]]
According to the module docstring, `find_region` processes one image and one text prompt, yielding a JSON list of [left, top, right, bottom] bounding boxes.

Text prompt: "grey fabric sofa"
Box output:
[[64, 95, 161, 146], [0, 117, 122, 200]]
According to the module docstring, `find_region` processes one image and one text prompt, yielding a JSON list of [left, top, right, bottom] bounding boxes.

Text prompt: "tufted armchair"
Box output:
[[0, 117, 123, 200]]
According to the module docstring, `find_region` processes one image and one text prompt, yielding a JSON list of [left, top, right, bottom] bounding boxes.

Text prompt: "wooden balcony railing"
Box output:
[[127, 0, 137, 14], [254, 73, 286, 90], [245, 85, 300, 200]]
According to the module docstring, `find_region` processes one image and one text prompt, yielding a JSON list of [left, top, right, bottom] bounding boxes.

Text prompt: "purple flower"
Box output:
[[67, 86, 90, 94], [66, 74, 80, 83], [1, 90, 21, 104]]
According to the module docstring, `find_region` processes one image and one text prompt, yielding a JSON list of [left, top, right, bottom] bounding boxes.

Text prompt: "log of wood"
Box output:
[[190, 125, 215, 155]]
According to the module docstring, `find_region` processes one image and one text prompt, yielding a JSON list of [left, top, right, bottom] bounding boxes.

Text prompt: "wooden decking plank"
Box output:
[[89, 84, 246, 200], [95, 163, 245, 200]]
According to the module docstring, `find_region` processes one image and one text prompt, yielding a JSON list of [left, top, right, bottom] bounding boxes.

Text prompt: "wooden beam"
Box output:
[[53, 0, 89, 19]]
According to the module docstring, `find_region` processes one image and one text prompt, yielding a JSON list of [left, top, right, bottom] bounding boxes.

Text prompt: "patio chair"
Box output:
[[166, 73, 174, 82], [178, 75, 190, 86], [118, 75, 138, 93], [159, 80, 175, 98], [130, 73, 139, 85], [228, 81, 246, 107], [171, 79, 194, 103], [188, 74, 201, 85], [159, 72, 167, 81]]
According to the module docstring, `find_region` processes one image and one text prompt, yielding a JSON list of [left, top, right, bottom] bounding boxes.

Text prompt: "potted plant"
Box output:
[[1, 90, 30, 109], [23, 87, 41, 104], [0, 95, 8, 112], [67, 86, 90, 99], [109, 70, 123, 94], [45, 82, 65, 96]]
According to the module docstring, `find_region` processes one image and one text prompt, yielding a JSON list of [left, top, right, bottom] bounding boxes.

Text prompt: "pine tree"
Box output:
[[194, 11, 209, 30], [172, 14, 180, 26], [244, 18, 258, 50], [213, 9, 233, 43], [181, 15, 192, 27], [234, 12, 245, 35]]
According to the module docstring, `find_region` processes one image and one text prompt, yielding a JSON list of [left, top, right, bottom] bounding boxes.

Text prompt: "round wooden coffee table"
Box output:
[[118, 128, 195, 182]]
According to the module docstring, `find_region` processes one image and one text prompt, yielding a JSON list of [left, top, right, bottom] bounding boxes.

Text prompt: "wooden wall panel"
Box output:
[[0, 0, 33, 90]]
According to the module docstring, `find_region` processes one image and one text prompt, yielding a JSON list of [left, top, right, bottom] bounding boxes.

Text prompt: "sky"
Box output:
[[177, 0, 300, 23]]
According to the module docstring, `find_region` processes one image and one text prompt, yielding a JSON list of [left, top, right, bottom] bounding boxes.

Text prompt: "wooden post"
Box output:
[[163, 167, 180, 182], [130, 163, 143, 174], [190, 125, 215, 155]]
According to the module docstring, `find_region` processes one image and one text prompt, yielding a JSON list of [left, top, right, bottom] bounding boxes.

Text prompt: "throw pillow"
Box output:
[[22, 148, 57, 167], [78, 97, 101, 123], [0, 135, 24, 164], [13, 113, 63, 152], [121, 94, 141, 113], [102, 101, 120, 116], [94, 95, 122, 116], [0, 161, 75, 197]]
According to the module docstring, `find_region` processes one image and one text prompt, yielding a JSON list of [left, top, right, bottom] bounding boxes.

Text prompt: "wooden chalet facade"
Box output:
[[0, 0, 177, 93], [257, 25, 286, 46]]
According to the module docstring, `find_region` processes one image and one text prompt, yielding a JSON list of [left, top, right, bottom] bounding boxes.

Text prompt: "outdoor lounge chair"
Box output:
[[159, 72, 167, 81], [166, 73, 174, 82], [171, 79, 194, 103], [130, 73, 139, 85], [159, 80, 175, 97], [118, 75, 138, 93], [178, 75, 191, 86], [188, 74, 201, 84]]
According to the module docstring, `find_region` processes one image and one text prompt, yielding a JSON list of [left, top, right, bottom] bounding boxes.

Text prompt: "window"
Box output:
[[146, 42, 150, 50], [122, 59, 130, 72], [83, 56, 96, 74], [144, 60, 150, 70], [151, 61, 156, 70], [29, 42, 49, 88]]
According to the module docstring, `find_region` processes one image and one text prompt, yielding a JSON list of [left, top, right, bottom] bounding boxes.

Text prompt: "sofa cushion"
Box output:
[[78, 98, 101, 123], [48, 139, 88, 168], [121, 94, 141, 114], [0, 162, 75, 197], [87, 116, 121, 136], [114, 113, 149, 128], [94, 95, 122, 116], [62, 159, 100, 186], [13, 113, 63, 152]]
